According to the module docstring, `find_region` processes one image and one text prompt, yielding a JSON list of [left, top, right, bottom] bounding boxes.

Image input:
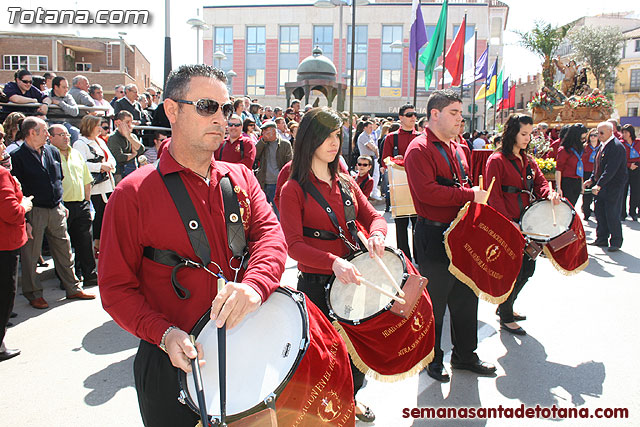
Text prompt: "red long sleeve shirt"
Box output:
[[582, 144, 600, 173], [98, 151, 287, 345], [404, 128, 475, 223], [485, 151, 550, 221], [356, 173, 373, 199], [556, 146, 581, 179], [546, 138, 561, 159], [0, 167, 27, 251], [623, 138, 640, 168], [274, 160, 292, 211], [280, 173, 387, 275], [214, 135, 256, 170], [381, 128, 419, 164]]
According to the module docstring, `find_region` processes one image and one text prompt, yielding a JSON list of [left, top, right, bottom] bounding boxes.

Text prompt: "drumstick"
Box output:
[[217, 278, 227, 426], [521, 231, 551, 238], [356, 231, 405, 297], [479, 175, 484, 190], [481, 176, 496, 205], [551, 203, 557, 226], [189, 335, 209, 427], [358, 277, 406, 305]]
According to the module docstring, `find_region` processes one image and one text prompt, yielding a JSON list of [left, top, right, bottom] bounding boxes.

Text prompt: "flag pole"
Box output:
[[440, 0, 448, 90], [459, 12, 467, 101], [347, 0, 357, 167], [413, 48, 419, 107], [492, 55, 499, 131], [471, 30, 477, 134]]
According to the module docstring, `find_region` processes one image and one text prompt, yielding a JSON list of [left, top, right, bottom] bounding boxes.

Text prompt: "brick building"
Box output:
[[201, 0, 509, 129], [0, 31, 159, 99]]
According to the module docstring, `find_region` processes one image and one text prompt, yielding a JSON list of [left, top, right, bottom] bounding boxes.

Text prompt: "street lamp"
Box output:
[[226, 69, 237, 94], [313, 0, 369, 85], [213, 50, 227, 69], [186, 13, 208, 64], [390, 40, 411, 103]]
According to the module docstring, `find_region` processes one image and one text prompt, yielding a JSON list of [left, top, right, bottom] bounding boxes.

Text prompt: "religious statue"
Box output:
[[553, 58, 579, 96], [573, 67, 591, 97]]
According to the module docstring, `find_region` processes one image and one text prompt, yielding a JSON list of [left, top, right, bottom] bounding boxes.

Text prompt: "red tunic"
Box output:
[[356, 173, 374, 199], [98, 150, 287, 344], [280, 173, 387, 275], [485, 151, 551, 221], [214, 135, 256, 170], [546, 138, 561, 159], [0, 167, 27, 251], [623, 138, 640, 168], [556, 146, 581, 179], [582, 144, 600, 173], [381, 128, 419, 164], [274, 160, 292, 211], [404, 128, 475, 223]]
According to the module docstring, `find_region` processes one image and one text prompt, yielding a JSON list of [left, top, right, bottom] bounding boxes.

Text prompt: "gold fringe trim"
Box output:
[[443, 202, 515, 305], [332, 321, 434, 383], [542, 245, 589, 276]]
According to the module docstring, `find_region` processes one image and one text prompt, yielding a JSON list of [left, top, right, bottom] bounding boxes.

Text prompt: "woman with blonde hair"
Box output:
[[73, 115, 116, 255], [2, 112, 26, 155]]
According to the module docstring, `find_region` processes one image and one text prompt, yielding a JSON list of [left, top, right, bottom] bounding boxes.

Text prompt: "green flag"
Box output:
[[419, 0, 448, 90], [488, 69, 503, 106]]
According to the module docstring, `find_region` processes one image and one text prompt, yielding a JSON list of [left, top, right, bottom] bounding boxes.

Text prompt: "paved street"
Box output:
[[1, 204, 639, 426]]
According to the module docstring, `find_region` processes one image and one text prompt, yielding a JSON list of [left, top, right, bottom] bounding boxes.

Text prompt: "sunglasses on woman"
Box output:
[[357, 162, 371, 167], [173, 98, 234, 119]]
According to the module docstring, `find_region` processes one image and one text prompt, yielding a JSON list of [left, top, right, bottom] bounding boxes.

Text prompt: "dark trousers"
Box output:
[[394, 216, 417, 261], [134, 340, 199, 427], [0, 249, 19, 346], [622, 167, 640, 217], [498, 254, 536, 323], [595, 191, 624, 248], [561, 176, 582, 208], [414, 221, 479, 365], [65, 201, 97, 285], [91, 194, 110, 241], [296, 272, 365, 397], [582, 171, 595, 218]]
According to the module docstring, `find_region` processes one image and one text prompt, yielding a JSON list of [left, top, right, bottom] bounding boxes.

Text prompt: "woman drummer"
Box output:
[[280, 107, 387, 423], [485, 114, 560, 336], [555, 123, 587, 208]]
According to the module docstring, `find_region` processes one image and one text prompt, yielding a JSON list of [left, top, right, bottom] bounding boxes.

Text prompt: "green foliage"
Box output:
[[516, 21, 571, 88], [568, 26, 624, 90]]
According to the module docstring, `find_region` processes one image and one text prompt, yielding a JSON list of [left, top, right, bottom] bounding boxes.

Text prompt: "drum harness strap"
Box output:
[[301, 180, 361, 253], [501, 157, 535, 217], [142, 165, 249, 299], [433, 141, 468, 188], [219, 138, 244, 160], [358, 174, 372, 192]]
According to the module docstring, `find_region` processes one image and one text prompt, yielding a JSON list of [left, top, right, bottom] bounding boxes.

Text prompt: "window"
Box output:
[[631, 69, 640, 91], [452, 24, 476, 44], [76, 62, 92, 72], [381, 25, 403, 88], [313, 26, 334, 60], [280, 26, 299, 53], [215, 27, 233, 55], [246, 69, 265, 96], [247, 27, 266, 54], [628, 105, 639, 116], [635, 39, 640, 52], [279, 69, 297, 94], [3, 55, 48, 71], [347, 25, 367, 87]]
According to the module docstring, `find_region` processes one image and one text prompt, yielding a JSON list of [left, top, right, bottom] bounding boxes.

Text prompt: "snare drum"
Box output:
[[519, 199, 575, 243], [178, 287, 309, 423], [326, 248, 434, 381]]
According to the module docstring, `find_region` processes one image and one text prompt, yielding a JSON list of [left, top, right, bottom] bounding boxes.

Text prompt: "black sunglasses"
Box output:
[[402, 112, 417, 117], [228, 123, 242, 127], [357, 162, 371, 167], [101, 126, 110, 130], [20, 79, 33, 84], [173, 99, 233, 119]]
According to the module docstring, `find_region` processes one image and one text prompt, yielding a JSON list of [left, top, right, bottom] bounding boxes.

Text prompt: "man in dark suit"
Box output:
[[584, 121, 628, 252], [113, 84, 149, 125], [10, 117, 96, 308]]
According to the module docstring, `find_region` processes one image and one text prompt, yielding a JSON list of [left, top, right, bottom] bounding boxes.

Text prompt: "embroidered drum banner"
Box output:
[[543, 216, 589, 275], [444, 202, 526, 304]]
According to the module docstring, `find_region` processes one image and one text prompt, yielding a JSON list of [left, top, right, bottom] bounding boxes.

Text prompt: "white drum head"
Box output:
[[185, 289, 307, 418], [328, 249, 405, 322], [521, 200, 574, 240]]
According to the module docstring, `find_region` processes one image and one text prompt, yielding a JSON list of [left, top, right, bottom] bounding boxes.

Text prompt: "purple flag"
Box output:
[[474, 47, 488, 81], [409, 0, 427, 68]]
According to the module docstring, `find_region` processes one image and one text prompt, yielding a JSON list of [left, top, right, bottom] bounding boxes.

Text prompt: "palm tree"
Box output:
[[516, 21, 571, 88]]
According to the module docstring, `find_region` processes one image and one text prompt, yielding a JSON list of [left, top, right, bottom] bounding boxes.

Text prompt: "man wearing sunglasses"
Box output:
[[381, 103, 420, 261], [214, 114, 256, 169], [98, 65, 288, 426], [3, 69, 52, 116]]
